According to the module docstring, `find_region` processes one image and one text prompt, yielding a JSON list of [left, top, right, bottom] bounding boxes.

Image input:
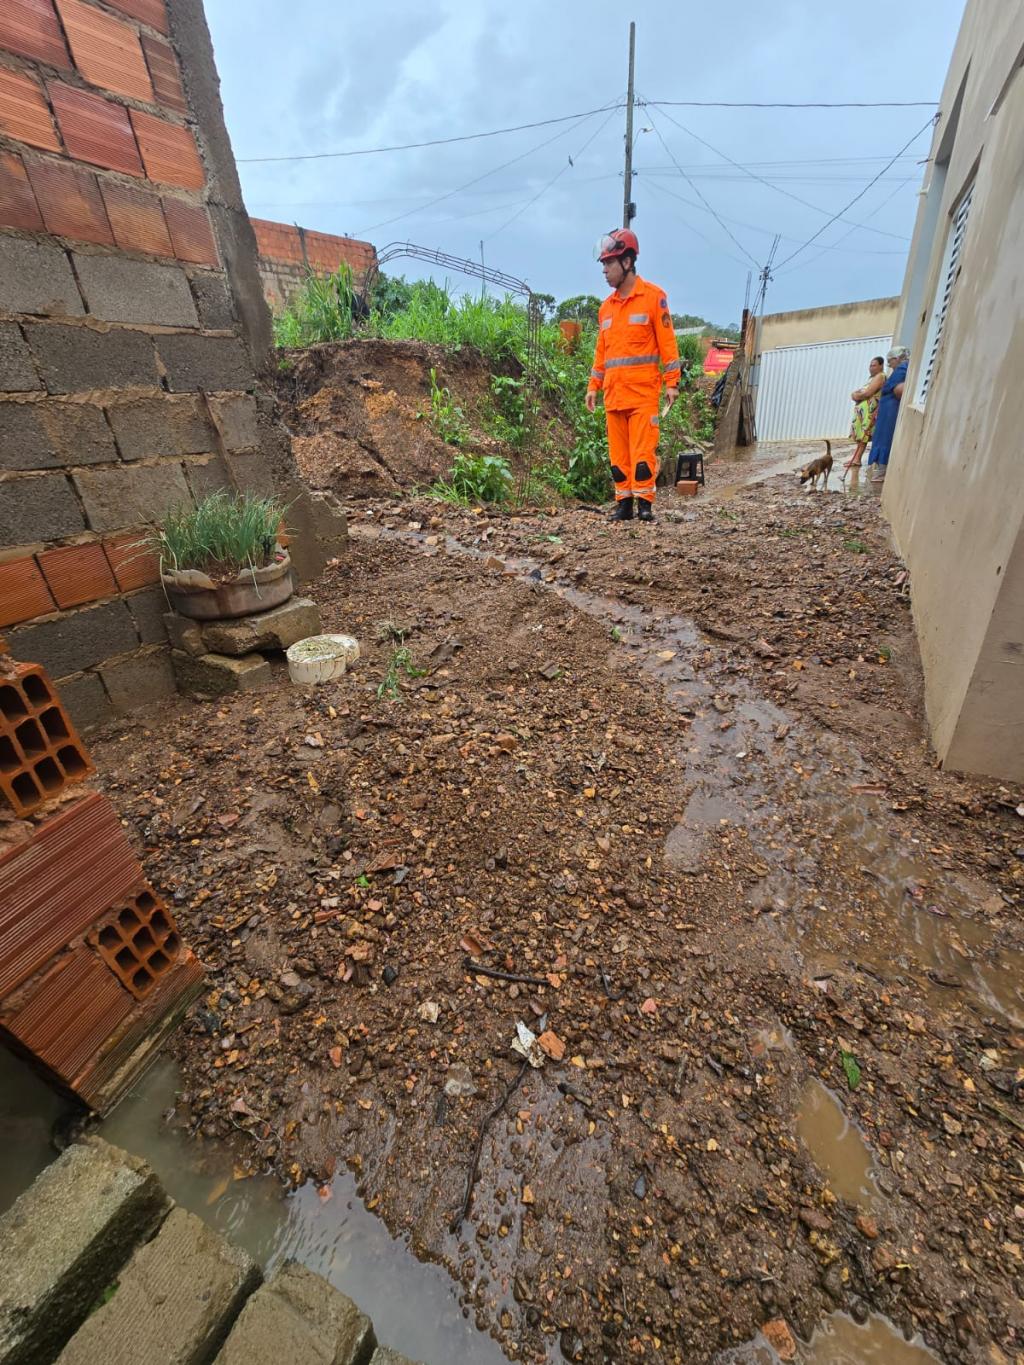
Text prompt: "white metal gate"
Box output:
[[755, 335, 892, 441]]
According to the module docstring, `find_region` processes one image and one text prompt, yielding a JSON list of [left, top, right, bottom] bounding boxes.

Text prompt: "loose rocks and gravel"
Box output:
[[91, 451, 1024, 1365]]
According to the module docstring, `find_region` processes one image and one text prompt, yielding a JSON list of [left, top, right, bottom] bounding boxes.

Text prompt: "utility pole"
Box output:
[[479, 239, 486, 301], [622, 21, 636, 229]]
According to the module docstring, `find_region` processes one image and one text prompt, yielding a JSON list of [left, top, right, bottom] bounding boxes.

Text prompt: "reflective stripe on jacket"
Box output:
[[587, 277, 681, 411]]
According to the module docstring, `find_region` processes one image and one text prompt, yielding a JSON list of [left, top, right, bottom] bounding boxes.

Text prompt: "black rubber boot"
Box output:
[[610, 498, 634, 522], [636, 498, 654, 522]]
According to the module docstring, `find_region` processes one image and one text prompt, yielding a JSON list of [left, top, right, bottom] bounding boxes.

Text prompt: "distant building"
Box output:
[[884, 0, 1024, 781], [750, 298, 898, 441]]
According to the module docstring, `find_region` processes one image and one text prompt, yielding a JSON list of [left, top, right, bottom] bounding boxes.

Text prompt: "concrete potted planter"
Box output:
[[151, 492, 294, 621]]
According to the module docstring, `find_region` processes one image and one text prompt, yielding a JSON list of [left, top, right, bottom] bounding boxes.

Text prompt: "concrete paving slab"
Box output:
[[215, 1261, 375, 1365], [0, 1138, 169, 1365], [57, 1206, 260, 1365]]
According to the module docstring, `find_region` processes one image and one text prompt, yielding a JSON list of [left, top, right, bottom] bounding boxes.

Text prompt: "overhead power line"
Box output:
[[773, 176, 915, 276], [485, 105, 622, 242], [642, 101, 912, 242], [773, 116, 937, 269], [643, 178, 753, 269], [236, 105, 624, 164], [643, 108, 761, 268], [641, 173, 910, 256], [352, 103, 615, 238], [235, 98, 941, 166], [645, 98, 939, 109]]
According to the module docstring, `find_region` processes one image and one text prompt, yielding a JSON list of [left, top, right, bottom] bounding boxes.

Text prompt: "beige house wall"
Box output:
[[883, 0, 1024, 781], [757, 297, 898, 352]]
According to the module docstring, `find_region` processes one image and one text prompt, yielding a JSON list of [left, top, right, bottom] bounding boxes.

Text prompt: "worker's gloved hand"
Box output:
[[585, 391, 598, 414], [661, 388, 678, 416]]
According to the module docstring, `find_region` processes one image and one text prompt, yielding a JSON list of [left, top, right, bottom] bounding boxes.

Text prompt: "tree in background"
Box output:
[[555, 295, 602, 327], [532, 292, 557, 321]]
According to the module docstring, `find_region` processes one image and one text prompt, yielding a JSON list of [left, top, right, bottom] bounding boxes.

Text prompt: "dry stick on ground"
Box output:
[[463, 956, 550, 987], [450, 1058, 531, 1234]]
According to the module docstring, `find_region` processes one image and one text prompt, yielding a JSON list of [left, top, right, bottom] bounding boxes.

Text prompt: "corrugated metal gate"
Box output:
[[755, 335, 892, 441]]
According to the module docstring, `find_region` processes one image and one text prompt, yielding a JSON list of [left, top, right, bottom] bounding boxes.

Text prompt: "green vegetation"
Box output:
[[844, 538, 870, 554], [149, 491, 284, 575], [274, 271, 716, 507], [273, 265, 357, 347], [424, 367, 470, 446], [378, 646, 427, 700], [431, 452, 513, 506], [840, 1049, 862, 1090]]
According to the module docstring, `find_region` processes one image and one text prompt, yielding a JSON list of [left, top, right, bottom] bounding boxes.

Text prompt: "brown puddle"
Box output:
[[801, 1310, 940, 1362], [796, 1079, 882, 1209], [718, 1310, 940, 1363]]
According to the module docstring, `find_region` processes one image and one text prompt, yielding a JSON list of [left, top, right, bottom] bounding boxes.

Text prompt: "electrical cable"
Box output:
[[645, 99, 938, 109], [772, 175, 916, 276], [642, 178, 753, 269], [643, 108, 761, 269], [642, 101, 913, 242], [484, 105, 621, 242], [352, 103, 613, 238], [244, 172, 624, 214], [235, 105, 624, 163], [640, 173, 909, 255], [772, 116, 937, 269]]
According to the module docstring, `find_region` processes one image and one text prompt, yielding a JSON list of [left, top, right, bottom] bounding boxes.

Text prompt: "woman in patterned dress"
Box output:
[[844, 355, 885, 471]]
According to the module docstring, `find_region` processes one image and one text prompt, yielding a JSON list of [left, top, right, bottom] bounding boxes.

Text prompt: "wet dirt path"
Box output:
[[78, 474, 1024, 1365]]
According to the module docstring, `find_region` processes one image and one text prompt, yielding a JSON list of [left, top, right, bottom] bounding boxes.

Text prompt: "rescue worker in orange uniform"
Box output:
[[586, 228, 681, 522]]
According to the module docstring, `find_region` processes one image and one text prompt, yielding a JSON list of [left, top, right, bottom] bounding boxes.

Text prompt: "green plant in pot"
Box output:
[[150, 491, 292, 621]]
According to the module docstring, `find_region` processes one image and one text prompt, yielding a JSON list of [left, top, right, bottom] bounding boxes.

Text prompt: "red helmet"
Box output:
[[595, 228, 639, 262]]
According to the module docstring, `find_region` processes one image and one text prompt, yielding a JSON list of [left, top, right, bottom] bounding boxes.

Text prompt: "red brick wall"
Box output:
[[0, 0, 282, 729], [250, 218, 377, 312]]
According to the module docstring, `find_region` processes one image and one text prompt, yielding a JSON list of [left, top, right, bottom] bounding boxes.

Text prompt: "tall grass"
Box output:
[[371, 283, 556, 367], [273, 265, 357, 347], [149, 492, 284, 575]]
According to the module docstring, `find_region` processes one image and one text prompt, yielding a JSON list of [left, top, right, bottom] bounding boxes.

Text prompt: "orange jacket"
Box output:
[[587, 276, 681, 411]]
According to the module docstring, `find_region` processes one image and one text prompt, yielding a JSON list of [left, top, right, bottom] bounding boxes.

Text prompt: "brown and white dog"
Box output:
[[799, 440, 833, 491]]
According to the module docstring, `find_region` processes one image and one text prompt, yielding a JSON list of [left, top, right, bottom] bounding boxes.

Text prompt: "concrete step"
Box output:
[[0, 1137, 169, 1365], [57, 1206, 260, 1365], [215, 1260, 375, 1365]]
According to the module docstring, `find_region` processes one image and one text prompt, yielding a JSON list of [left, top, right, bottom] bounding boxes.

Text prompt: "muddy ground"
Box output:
[[90, 454, 1024, 1364]]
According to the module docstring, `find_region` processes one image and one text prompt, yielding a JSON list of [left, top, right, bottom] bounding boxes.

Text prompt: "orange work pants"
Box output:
[[606, 406, 660, 503]]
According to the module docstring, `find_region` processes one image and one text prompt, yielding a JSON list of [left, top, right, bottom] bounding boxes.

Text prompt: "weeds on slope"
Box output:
[[275, 272, 713, 506]]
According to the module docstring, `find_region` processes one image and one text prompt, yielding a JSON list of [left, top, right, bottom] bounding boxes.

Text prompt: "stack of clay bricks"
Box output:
[[0, 657, 203, 1113]]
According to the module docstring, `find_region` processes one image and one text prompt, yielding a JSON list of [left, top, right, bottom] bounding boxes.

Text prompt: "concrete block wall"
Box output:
[[252, 218, 377, 313], [0, 0, 330, 731]]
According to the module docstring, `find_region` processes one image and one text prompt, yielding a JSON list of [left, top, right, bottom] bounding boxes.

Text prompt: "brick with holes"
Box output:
[[0, 661, 94, 817], [88, 883, 182, 999]]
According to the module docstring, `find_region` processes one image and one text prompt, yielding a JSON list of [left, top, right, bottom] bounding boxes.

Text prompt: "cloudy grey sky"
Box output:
[[204, 0, 966, 325]]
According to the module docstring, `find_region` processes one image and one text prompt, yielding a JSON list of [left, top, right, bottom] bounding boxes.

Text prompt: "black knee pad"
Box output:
[[611, 465, 627, 484], [635, 460, 653, 481]]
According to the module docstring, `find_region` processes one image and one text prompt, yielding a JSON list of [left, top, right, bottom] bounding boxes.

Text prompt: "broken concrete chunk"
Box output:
[[215, 1260, 374, 1365], [172, 650, 272, 696], [199, 598, 322, 657], [163, 611, 206, 656]]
